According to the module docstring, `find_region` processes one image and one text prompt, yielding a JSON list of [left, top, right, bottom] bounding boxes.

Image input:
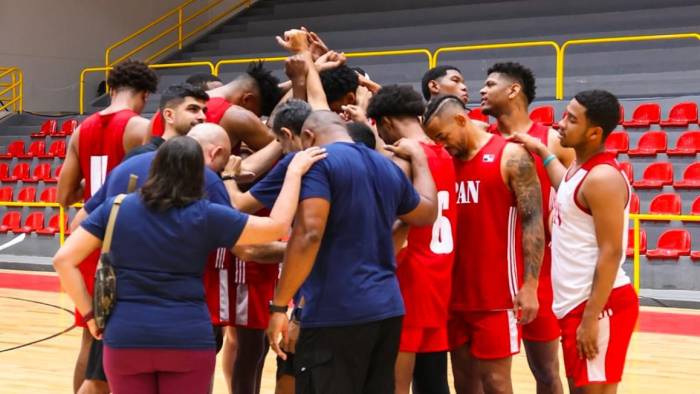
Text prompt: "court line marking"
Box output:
[[0, 296, 75, 353]]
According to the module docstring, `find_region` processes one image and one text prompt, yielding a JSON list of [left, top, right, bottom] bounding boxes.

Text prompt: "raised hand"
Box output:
[[301, 26, 330, 60], [315, 50, 346, 72], [275, 29, 309, 53], [341, 104, 368, 124], [510, 132, 547, 158], [285, 54, 309, 81], [384, 138, 424, 161], [287, 146, 328, 176]]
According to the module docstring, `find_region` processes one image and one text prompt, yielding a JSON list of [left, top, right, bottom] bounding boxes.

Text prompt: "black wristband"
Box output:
[[269, 301, 288, 314], [221, 175, 236, 181]]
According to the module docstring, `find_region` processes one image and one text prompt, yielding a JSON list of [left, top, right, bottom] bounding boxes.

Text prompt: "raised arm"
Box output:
[[576, 165, 628, 360], [57, 128, 84, 207], [504, 143, 544, 324], [510, 131, 568, 190]]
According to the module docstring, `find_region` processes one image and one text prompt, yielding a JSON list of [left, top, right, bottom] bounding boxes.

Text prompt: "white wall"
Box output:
[[0, 0, 211, 112]]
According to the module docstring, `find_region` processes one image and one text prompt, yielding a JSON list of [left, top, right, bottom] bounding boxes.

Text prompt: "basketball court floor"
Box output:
[[2, 269, 700, 393]]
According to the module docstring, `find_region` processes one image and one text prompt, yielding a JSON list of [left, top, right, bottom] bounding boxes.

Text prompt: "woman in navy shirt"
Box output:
[[53, 137, 325, 394]]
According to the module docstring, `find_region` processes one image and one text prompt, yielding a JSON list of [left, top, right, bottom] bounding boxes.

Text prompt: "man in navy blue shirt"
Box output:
[[253, 109, 437, 393]]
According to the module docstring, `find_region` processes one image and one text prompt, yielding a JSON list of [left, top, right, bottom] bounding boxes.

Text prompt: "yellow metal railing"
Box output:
[[0, 202, 83, 246], [214, 48, 433, 76], [432, 40, 560, 69], [629, 213, 700, 293], [79, 61, 215, 114], [0, 67, 23, 113], [557, 33, 700, 99], [105, 0, 255, 75]]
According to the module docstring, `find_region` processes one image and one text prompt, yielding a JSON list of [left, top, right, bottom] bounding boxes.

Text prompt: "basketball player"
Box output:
[[423, 95, 544, 394], [512, 90, 638, 394], [366, 85, 456, 394], [481, 62, 574, 394], [186, 73, 224, 90], [57, 59, 157, 394], [421, 65, 469, 104]]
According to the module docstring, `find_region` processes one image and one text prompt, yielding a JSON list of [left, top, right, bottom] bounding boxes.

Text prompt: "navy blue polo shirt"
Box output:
[[250, 142, 420, 328]]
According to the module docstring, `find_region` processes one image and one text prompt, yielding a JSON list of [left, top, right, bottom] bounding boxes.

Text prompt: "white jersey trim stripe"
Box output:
[[219, 268, 229, 322], [507, 207, 518, 301], [507, 310, 519, 353]]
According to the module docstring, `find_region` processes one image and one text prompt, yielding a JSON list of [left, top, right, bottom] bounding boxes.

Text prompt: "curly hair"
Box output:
[[272, 99, 312, 136], [421, 65, 461, 100], [246, 61, 282, 116], [574, 90, 620, 139], [107, 60, 158, 93], [487, 62, 536, 104], [367, 85, 425, 120], [320, 65, 359, 104]]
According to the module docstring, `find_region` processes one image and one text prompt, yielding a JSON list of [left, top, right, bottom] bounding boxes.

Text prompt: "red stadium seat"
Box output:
[[647, 229, 691, 259], [15, 212, 45, 234], [47, 140, 66, 158], [37, 213, 69, 236], [40, 187, 57, 203], [24, 140, 46, 158], [0, 187, 13, 202], [619, 161, 634, 184], [468, 107, 488, 123], [17, 187, 36, 202], [530, 106, 554, 126], [605, 131, 629, 155], [629, 192, 640, 214], [633, 162, 673, 189], [622, 103, 661, 127], [0, 163, 9, 182], [5, 163, 30, 182], [667, 131, 700, 156], [649, 193, 681, 215], [28, 163, 52, 183], [660, 102, 698, 127], [628, 130, 667, 156], [618, 105, 625, 125], [45, 164, 63, 183], [673, 163, 700, 189], [54, 119, 78, 137], [0, 211, 21, 233], [626, 228, 647, 257], [0, 140, 25, 159], [30, 120, 57, 138], [692, 196, 700, 215]]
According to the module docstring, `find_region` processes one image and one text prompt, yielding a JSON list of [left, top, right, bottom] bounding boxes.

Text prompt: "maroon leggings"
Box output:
[[103, 345, 215, 394]]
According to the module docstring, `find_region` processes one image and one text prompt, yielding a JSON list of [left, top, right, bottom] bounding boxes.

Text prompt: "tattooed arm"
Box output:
[[503, 142, 544, 324]]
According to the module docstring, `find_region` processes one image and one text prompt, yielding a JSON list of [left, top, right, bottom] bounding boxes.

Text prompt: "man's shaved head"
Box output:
[[187, 123, 231, 172], [299, 110, 352, 148]]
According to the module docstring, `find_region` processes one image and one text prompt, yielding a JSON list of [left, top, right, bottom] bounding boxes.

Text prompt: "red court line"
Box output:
[[637, 311, 700, 337], [0, 272, 61, 292]]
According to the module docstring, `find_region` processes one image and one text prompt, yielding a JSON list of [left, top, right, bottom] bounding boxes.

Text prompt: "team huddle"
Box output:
[[53, 28, 639, 394]]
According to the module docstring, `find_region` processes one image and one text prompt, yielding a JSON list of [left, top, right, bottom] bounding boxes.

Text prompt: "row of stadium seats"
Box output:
[[630, 193, 700, 216], [0, 163, 62, 183], [0, 186, 56, 203], [0, 211, 68, 235], [0, 140, 66, 159], [627, 228, 700, 260], [618, 162, 698, 188], [606, 130, 700, 156], [29, 119, 77, 138], [468, 102, 699, 128]]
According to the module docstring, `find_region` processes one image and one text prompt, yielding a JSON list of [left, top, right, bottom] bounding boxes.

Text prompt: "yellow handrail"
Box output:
[[0, 67, 23, 113], [214, 48, 433, 75], [105, 0, 255, 75], [432, 41, 560, 68], [629, 213, 700, 293], [79, 61, 215, 114], [557, 33, 700, 99]]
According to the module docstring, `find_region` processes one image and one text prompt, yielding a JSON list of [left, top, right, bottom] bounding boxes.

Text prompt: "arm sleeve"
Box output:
[[80, 196, 114, 239], [299, 162, 331, 202], [249, 154, 293, 209], [204, 171, 232, 205], [395, 167, 421, 216], [207, 203, 250, 248]]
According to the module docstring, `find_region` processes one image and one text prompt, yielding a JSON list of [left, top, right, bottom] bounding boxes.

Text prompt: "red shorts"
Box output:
[[230, 280, 276, 329], [75, 250, 100, 327], [203, 248, 234, 326], [559, 285, 639, 388], [448, 310, 521, 359], [522, 277, 560, 342], [400, 326, 449, 353]]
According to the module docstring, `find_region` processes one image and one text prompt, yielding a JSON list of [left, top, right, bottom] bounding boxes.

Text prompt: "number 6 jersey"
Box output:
[[396, 141, 456, 328]]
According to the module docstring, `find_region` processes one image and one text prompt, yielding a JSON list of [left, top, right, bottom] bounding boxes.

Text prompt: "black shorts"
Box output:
[[294, 316, 402, 394], [85, 340, 107, 381], [276, 352, 296, 379]]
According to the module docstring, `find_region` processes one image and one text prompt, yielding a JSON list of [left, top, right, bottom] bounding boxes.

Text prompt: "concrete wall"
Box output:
[[0, 0, 212, 113]]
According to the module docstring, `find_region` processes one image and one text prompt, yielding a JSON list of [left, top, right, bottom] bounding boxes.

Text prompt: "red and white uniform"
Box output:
[[552, 152, 638, 387], [489, 122, 559, 342], [202, 247, 234, 326], [150, 110, 165, 137], [206, 97, 243, 154], [75, 109, 138, 327], [397, 142, 456, 353], [449, 134, 522, 359]]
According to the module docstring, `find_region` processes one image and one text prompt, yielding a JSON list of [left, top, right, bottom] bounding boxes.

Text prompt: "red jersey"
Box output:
[[206, 97, 233, 124], [452, 134, 523, 311], [233, 208, 280, 286], [151, 110, 165, 137], [396, 142, 456, 328], [489, 122, 554, 304], [78, 109, 138, 200]]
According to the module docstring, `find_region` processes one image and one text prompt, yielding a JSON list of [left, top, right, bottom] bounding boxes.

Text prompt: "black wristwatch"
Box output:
[[269, 301, 288, 314], [221, 174, 236, 181]]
